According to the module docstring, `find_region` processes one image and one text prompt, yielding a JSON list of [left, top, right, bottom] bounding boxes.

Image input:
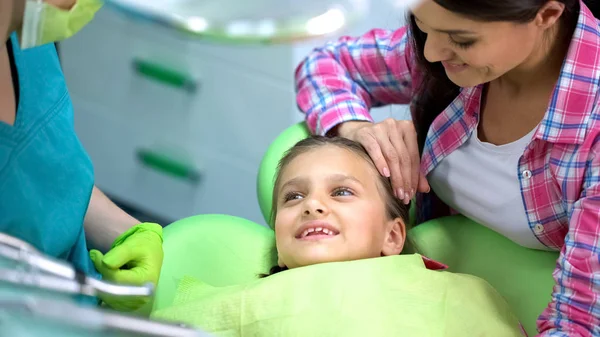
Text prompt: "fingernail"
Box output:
[[411, 188, 415, 198], [404, 195, 411, 205], [383, 167, 390, 177], [397, 188, 404, 199]]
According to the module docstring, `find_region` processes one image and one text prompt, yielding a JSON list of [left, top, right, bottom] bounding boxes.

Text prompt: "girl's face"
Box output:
[[411, 1, 562, 87], [274, 145, 405, 269]]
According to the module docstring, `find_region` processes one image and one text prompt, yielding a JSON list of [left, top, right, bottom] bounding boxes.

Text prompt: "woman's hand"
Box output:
[[337, 119, 430, 204], [90, 223, 164, 312]]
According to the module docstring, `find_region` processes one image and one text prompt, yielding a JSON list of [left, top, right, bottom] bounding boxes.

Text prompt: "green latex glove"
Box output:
[[90, 223, 164, 311]]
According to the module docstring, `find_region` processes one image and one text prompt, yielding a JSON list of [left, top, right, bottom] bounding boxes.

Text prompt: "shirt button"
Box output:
[[534, 223, 544, 234], [522, 170, 532, 179]]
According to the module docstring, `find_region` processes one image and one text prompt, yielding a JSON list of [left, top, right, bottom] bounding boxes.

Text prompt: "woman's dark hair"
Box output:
[[261, 136, 411, 277], [409, 0, 599, 154]]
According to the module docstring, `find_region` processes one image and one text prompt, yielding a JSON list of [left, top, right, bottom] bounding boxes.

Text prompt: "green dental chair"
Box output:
[[153, 122, 559, 337]]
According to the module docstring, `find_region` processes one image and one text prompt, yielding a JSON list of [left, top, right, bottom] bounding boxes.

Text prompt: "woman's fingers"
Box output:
[[400, 121, 421, 198], [355, 128, 390, 178], [387, 123, 412, 204], [378, 132, 405, 200], [342, 118, 429, 202]]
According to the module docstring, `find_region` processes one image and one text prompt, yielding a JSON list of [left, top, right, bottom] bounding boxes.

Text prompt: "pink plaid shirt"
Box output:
[[295, 3, 600, 336]]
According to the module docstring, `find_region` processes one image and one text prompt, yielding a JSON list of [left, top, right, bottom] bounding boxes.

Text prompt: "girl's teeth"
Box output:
[[301, 227, 337, 237]]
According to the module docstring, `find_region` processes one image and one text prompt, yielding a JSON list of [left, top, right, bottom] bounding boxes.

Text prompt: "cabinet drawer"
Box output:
[[61, 7, 194, 122], [60, 9, 131, 114], [73, 98, 265, 224], [113, 7, 295, 82], [63, 6, 301, 225], [181, 57, 297, 165], [62, 7, 295, 94], [63, 7, 298, 163]]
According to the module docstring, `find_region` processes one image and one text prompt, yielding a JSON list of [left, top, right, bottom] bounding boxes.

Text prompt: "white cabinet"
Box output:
[[61, 8, 300, 225], [61, 2, 409, 225]]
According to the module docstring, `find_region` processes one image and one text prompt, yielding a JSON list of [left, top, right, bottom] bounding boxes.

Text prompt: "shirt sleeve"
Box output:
[[294, 26, 419, 135], [536, 141, 600, 337]]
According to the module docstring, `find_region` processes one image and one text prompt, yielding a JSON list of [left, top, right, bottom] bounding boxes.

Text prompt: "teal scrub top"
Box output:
[[0, 35, 101, 290]]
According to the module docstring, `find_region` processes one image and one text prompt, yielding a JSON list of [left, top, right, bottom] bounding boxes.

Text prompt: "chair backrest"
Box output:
[[153, 214, 277, 312], [255, 122, 560, 336], [409, 215, 558, 336], [257, 122, 310, 225]]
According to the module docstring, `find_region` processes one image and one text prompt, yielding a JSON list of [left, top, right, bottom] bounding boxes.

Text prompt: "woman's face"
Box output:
[[411, 1, 553, 87], [274, 145, 405, 270]]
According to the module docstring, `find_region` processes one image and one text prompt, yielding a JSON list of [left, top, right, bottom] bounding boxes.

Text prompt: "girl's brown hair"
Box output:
[[262, 135, 411, 277], [270, 136, 409, 227]]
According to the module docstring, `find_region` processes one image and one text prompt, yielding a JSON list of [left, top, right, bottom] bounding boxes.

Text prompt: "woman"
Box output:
[[0, 0, 163, 311], [295, 0, 600, 336]]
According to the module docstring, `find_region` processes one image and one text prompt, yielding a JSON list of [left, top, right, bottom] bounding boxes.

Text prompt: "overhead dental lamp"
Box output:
[[102, 0, 424, 44]]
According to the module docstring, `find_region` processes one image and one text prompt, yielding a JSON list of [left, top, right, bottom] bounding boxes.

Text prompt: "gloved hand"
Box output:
[[89, 222, 164, 312]]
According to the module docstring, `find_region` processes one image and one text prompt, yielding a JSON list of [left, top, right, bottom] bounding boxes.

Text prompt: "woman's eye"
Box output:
[[448, 37, 476, 49], [283, 192, 303, 202], [332, 188, 353, 197]]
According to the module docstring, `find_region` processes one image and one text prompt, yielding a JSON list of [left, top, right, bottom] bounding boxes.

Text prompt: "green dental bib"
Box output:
[[153, 254, 524, 337]]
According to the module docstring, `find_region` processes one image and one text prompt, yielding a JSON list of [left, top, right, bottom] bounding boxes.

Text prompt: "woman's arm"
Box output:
[[537, 146, 600, 336], [295, 26, 419, 136], [84, 185, 140, 252]]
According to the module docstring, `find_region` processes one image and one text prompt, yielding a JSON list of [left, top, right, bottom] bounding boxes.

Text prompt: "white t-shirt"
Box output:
[[428, 126, 551, 250]]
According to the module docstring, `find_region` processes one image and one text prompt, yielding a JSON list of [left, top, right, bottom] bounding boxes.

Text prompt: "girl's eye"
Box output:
[[448, 37, 476, 49], [283, 192, 303, 202], [332, 187, 353, 197]]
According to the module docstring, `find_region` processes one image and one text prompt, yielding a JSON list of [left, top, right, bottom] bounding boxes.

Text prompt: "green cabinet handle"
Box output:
[[132, 58, 198, 93], [136, 148, 200, 183]]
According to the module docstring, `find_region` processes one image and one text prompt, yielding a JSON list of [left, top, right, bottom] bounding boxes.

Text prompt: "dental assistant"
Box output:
[[0, 0, 163, 311]]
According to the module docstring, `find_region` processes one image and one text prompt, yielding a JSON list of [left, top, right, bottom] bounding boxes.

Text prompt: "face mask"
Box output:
[[20, 0, 103, 49]]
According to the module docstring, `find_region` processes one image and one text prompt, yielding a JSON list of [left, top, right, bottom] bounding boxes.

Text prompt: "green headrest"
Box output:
[[153, 214, 277, 312], [257, 122, 310, 224], [409, 215, 558, 336]]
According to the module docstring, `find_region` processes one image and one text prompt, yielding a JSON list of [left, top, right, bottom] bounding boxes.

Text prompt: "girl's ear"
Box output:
[[381, 217, 406, 256]]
